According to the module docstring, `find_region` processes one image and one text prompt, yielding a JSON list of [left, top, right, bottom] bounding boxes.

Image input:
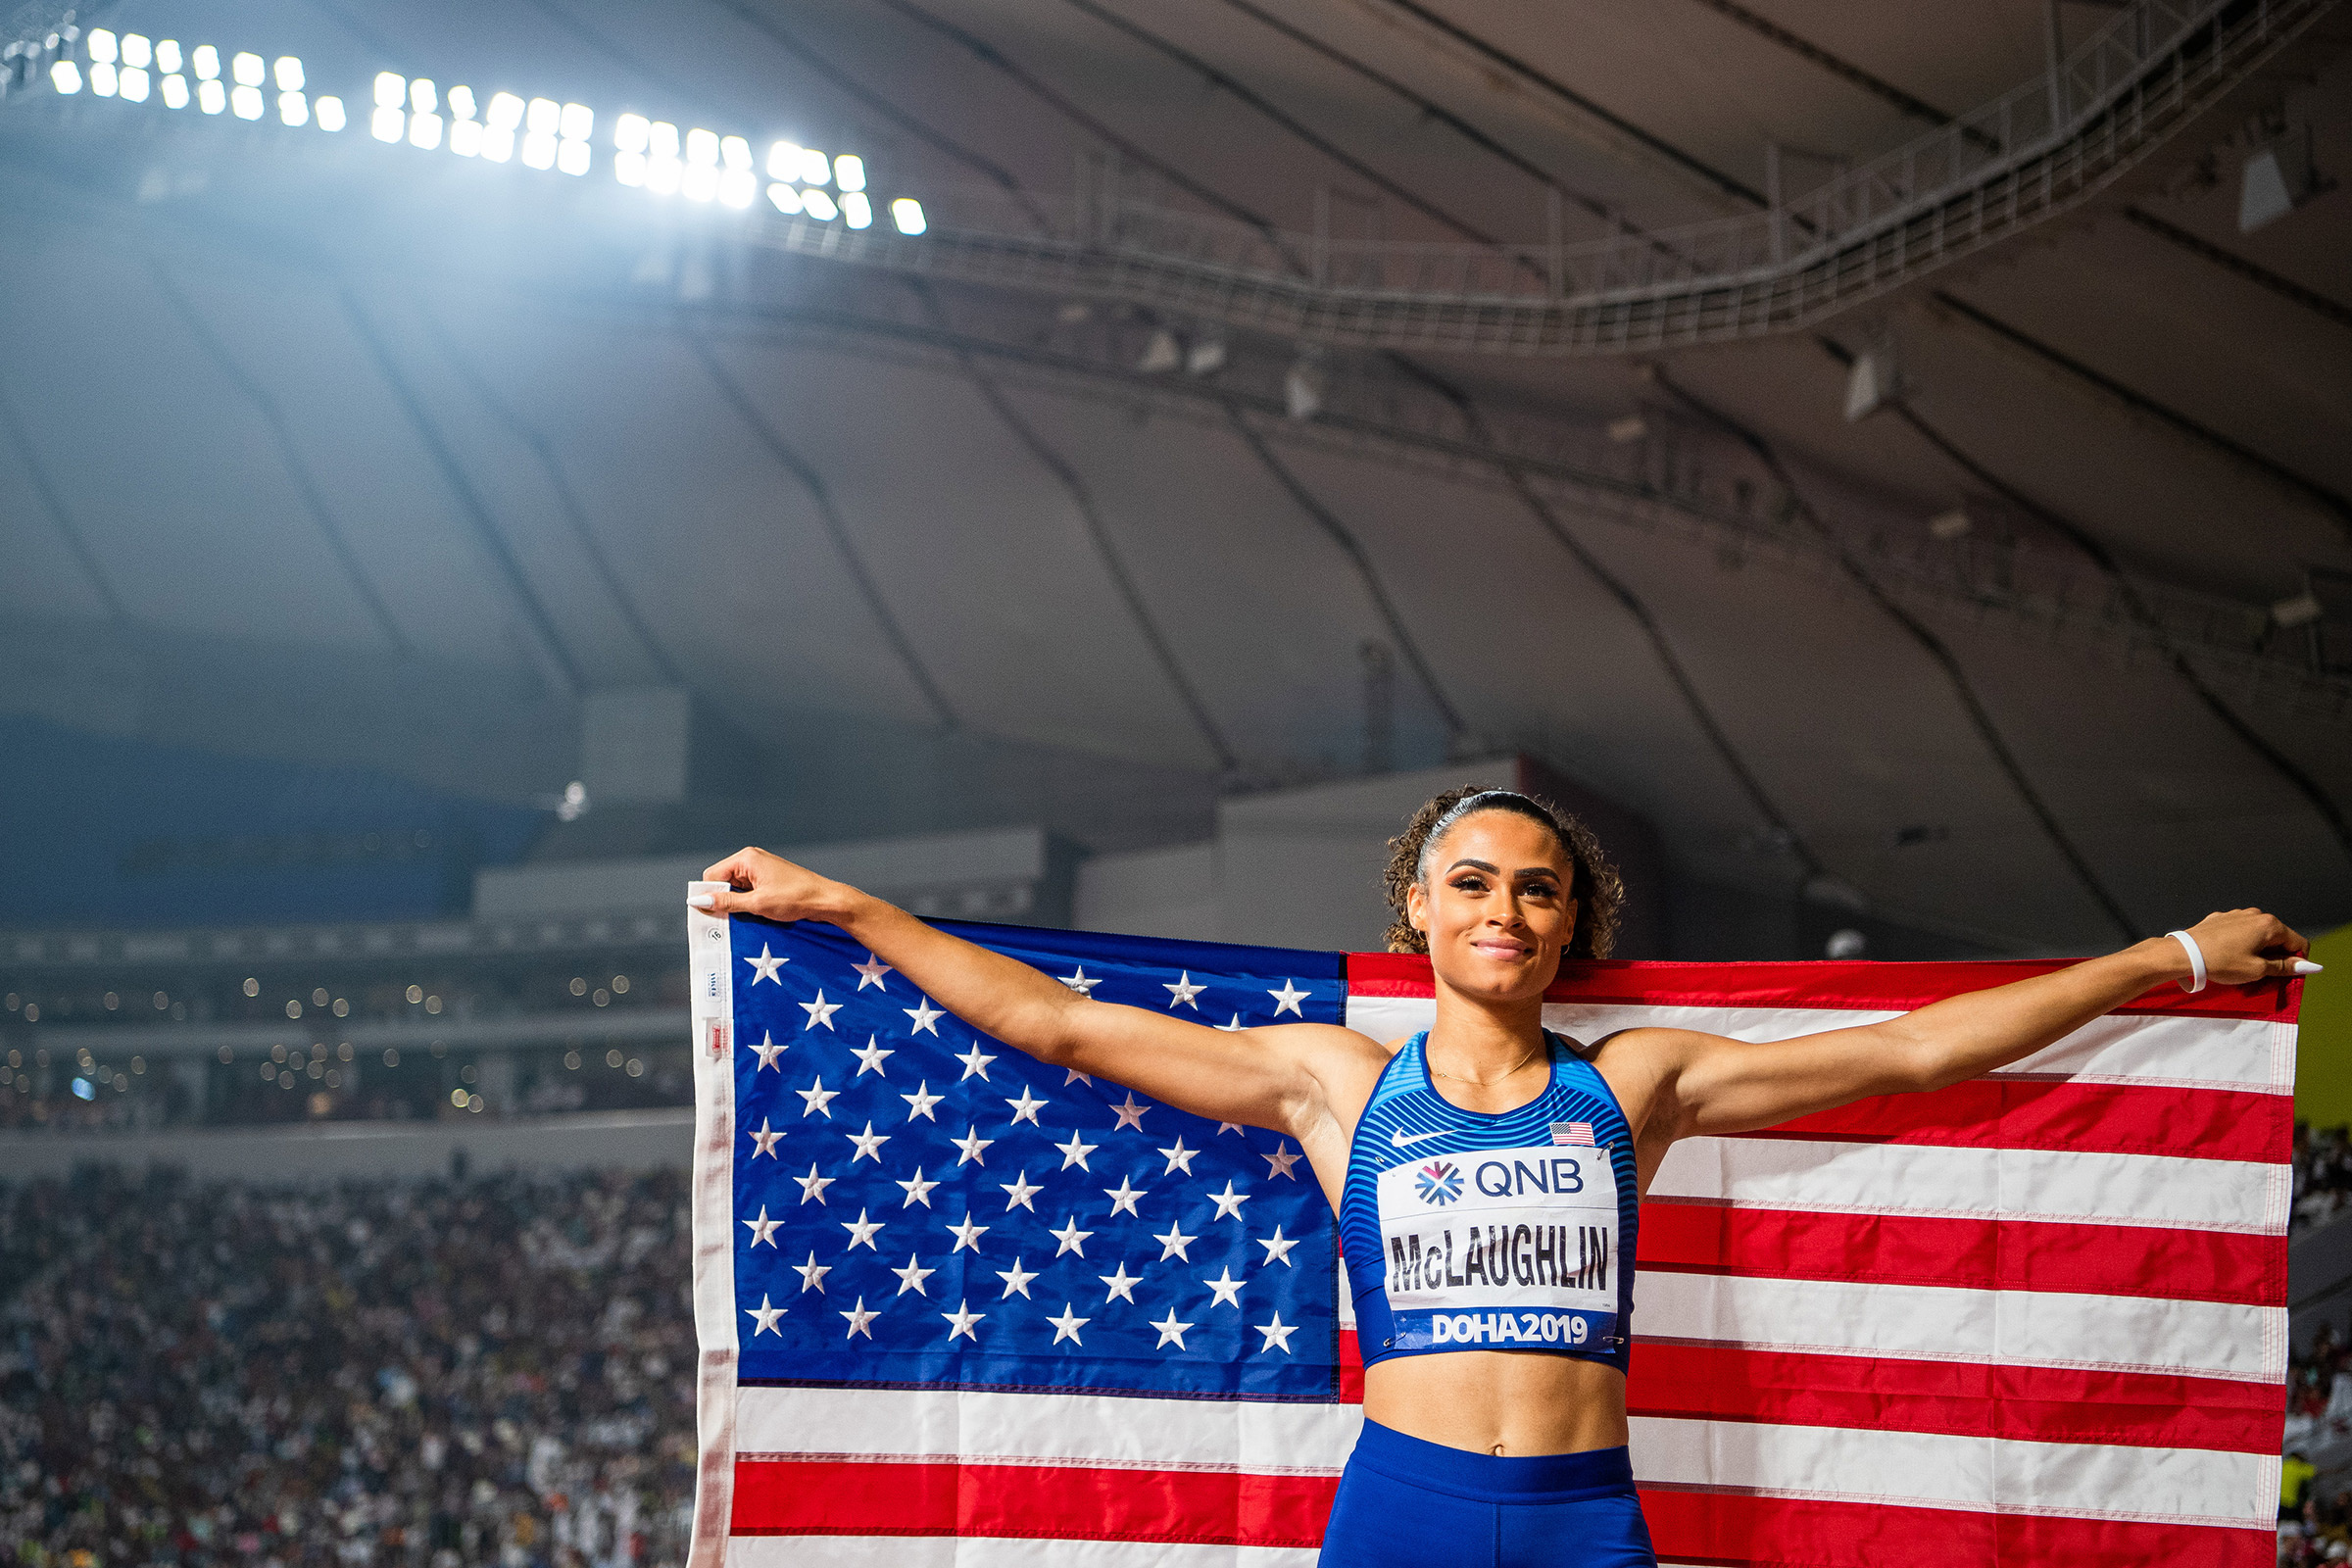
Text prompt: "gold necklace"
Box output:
[[1428, 1039, 1547, 1088]]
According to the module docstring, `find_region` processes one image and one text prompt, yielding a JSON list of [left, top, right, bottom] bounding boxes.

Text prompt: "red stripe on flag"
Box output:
[[730, 1457, 1338, 1547], [1343, 953, 2303, 1022], [1638, 1486, 2276, 1568], [1627, 1343, 2286, 1453], [1640, 1200, 2287, 1306], [1741, 1078, 2290, 1165]]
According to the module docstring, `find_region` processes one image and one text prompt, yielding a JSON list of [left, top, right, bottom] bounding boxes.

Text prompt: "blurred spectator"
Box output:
[[2297, 1124, 2352, 1238], [0, 1167, 697, 1566]]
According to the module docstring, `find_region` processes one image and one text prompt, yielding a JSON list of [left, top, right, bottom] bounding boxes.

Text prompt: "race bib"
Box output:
[[1376, 1145, 1620, 1351]]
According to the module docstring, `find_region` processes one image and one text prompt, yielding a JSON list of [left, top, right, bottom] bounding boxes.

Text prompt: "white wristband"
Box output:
[[2167, 930, 2207, 994]]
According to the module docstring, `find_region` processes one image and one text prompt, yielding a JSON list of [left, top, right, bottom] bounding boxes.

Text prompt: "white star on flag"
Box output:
[[895, 1167, 939, 1207], [745, 1295, 786, 1336], [944, 1216, 989, 1252], [1103, 1176, 1147, 1217], [1046, 1302, 1090, 1346], [792, 1250, 829, 1294], [1267, 979, 1308, 1016], [1110, 1094, 1150, 1132], [1216, 1122, 1245, 1137], [1206, 1180, 1250, 1221], [841, 1209, 884, 1250], [1149, 1308, 1194, 1349], [1099, 1262, 1143, 1303], [901, 1082, 943, 1121], [1163, 971, 1205, 1009], [999, 1171, 1043, 1211], [955, 1044, 997, 1082], [840, 1298, 878, 1340], [751, 1031, 785, 1070], [744, 944, 787, 985], [1202, 1267, 1245, 1307], [1214, 1013, 1246, 1032], [853, 954, 893, 991], [846, 1121, 891, 1162], [1253, 1312, 1298, 1353], [1054, 1131, 1099, 1170], [891, 1254, 935, 1297], [1263, 1143, 1301, 1180], [1004, 1086, 1049, 1126], [1057, 966, 1101, 996], [795, 1078, 839, 1118], [800, 990, 843, 1031], [996, 1257, 1038, 1298], [1049, 1216, 1094, 1256], [793, 1163, 834, 1205], [1153, 1223, 1197, 1261], [851, 1037, 894, 1076], [941, 1299, 984, 1342], [952, 1127, 995, 1166], [1063, 1068, 1095, 1086], [905, 998, 945, 1036], [1256, 1227, 1300, 1267], [742, 1206, 783, 1248], [1157, 1138, 1198, 1175], [748, 1118, 783, 1158]]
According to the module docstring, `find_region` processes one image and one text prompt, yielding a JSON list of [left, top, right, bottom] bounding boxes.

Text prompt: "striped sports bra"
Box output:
[[1339, 1030, 1640, 1374]]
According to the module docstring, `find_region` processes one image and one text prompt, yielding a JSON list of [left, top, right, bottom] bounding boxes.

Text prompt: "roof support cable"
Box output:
[[684, 333, 961, 732], [0, 377, 128, 624], [416, 309, 688, 690], [146, 259, 416, 661], [899, 282, 1237, 769], [337, 290, 585, 699], [1220, 402, 1471, 750], [1649, 366, 2142, 941], [2120, 207, 2352, 334], [1855, 348, 2352, 871]]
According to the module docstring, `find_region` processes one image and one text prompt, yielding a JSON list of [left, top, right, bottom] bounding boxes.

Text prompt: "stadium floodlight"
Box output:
[[801, 187, 838, 220], [834, 153, 864, 192], [120, 66, 148, 102], [121, 34, 151, 69], [614, 151, 646, 186], [720, 134, 751, 171], [316, 95, 345, 131], [685, 127, 718, 166], [89, 60, 116, 95], [766, 140, 802, 179], [231, 83, 263, 120], [274, 56, 303, 91], [841, 191, 870, 228], [448, 84, 476, 121], [521, 131, 556, 170], [557, 138, 590, 175], [156, 40, 183, 73], [49, 60, 80, 93], [800, 146, 830, 185], [648, 120, 678, 158], [374, 73, 405, 108], [278, 89, 307, 125], [231, 52, 264, 87], [161, 74, 189, 109], [451, 118, 482, 156], [197, 77, 225, 114], [614, 113, 650, 153], [193, 45, 220, 79], [485, 91, 523, 130], [647, 153, 681, 195], [891, 197, 925, 235], [683, 163, 716, 201], [482, 125, 514, 163], [86, 28, 117, 63], [410, 78, 437, 114], [560, 102, 592, 141], [718, 167, 755, 208], [525, 96, 558, 134], [370, 104, 403, 141], [410, 111, 441, 149], [766, 181, 802, 214]]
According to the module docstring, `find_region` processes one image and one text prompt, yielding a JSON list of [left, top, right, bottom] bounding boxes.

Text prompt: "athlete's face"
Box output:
[[1406, 810, 1577, 1003]]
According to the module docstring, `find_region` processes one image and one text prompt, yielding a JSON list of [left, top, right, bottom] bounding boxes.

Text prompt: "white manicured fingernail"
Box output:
[[2294, 959, 2324, 975], [688, 894, 714, 908]]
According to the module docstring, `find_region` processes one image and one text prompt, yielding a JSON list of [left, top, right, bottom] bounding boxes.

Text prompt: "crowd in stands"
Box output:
[[2300, 1123, 2352, 1238], [0, 1167, 697, 1567]]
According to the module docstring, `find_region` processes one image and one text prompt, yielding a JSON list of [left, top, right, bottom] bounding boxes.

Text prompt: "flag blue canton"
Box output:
[[728, 915, 1348, 1400]]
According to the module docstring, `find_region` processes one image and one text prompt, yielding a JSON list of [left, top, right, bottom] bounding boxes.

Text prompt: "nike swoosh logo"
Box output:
[[1389, 1128, 1448, 1149]]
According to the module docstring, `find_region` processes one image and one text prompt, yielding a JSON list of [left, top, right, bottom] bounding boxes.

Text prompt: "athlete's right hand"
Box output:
[[697, 847, 849, 924]]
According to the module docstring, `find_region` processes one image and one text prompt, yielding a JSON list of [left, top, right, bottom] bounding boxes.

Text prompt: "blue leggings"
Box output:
[[1318, 1420, 1656, 1567]]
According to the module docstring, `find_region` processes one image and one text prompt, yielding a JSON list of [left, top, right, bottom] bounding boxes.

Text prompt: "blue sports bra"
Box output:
[[1339, 1030, 1640, 1374]]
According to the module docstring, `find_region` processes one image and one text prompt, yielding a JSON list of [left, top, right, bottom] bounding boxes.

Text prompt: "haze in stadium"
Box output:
[[0, 1, 2345, 1565]]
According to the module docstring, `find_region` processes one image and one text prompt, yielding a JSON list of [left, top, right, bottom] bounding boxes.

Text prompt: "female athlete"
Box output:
[[698, 785, 2319, 1568]]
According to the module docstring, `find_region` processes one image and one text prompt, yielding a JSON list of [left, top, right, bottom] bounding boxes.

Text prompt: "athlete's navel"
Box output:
[[1491, 1443, 1507, 1456]]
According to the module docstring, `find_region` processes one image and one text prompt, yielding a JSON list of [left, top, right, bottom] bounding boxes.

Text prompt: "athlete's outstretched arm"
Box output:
[[699, 847, 1366, 1137], [1642, 907, 2317, 1141]]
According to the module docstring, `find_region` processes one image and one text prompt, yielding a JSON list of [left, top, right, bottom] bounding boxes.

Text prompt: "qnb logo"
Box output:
[[1414, 1160, 1463, 1206]]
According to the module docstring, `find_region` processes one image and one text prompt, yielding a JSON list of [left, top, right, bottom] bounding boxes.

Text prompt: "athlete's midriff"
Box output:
[[1363, 1350, 1630, 1457]]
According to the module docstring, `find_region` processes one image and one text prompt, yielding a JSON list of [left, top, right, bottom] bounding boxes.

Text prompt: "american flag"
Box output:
[[686, 911, 2297, 1567], [1553, 1120, 1597, 1147]]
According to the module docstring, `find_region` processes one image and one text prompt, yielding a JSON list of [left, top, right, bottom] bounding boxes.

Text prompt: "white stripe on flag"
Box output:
[[1650, 1135, 2289, 1235], [1637, 1270, 2286, 1383], [1340, 998, 2294, 1094], [1630, 1415, 2280, 1529], [730, 1539, 1321, 1567], [736, 1385, 1363, 1473]]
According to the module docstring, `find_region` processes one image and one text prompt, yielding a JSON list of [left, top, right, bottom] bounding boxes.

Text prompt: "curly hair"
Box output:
[[1381, 785, 1624, 959]]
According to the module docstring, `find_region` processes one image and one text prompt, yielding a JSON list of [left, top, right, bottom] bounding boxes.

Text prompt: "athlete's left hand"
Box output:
[[2177, 908, 2320, 986]]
